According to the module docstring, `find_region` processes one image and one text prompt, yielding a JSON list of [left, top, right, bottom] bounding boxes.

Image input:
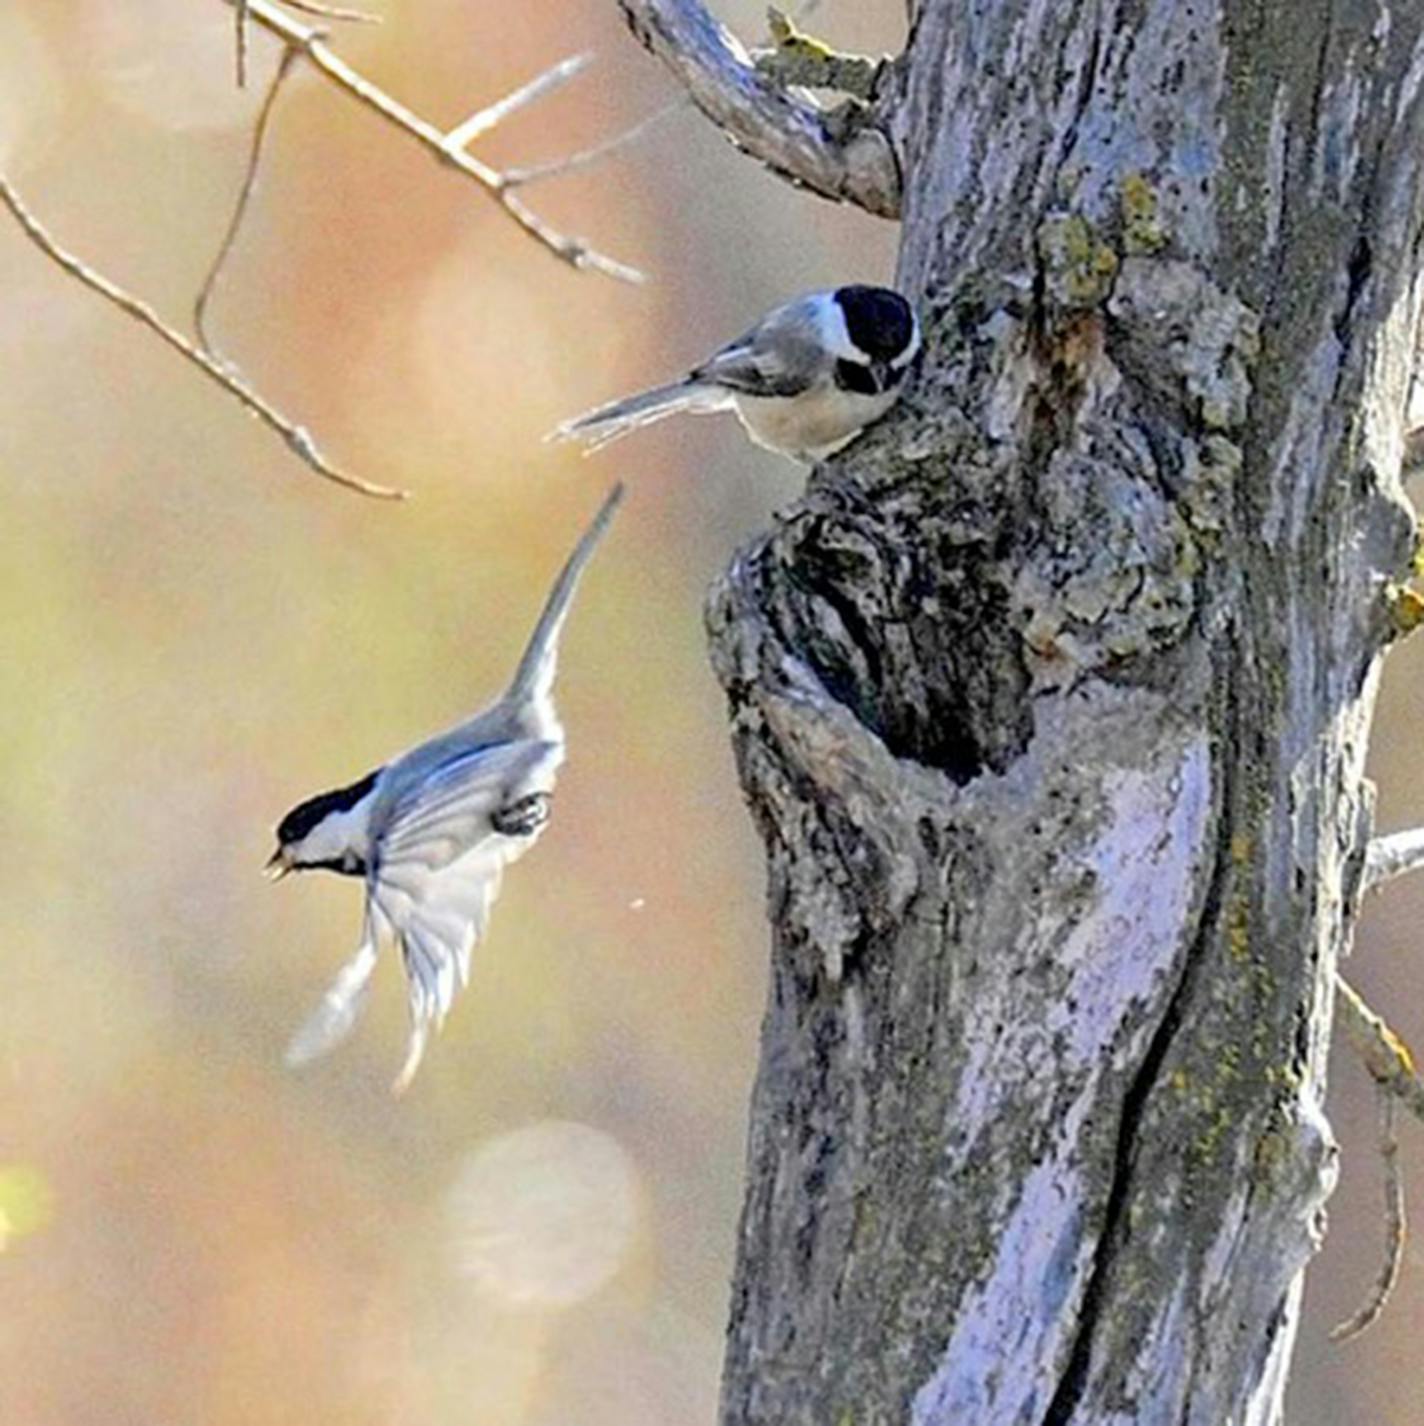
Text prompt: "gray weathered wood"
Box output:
[[616, 0, 902, 216], [690, 2, 1424, 1422]]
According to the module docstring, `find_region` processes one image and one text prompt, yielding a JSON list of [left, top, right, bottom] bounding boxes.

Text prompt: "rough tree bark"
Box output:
[[634, 1, 1424, 1421]]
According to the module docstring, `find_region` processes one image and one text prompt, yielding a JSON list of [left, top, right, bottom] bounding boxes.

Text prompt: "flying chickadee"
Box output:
[[266, 483, 624, 1093], [550, 285, 920, 463]]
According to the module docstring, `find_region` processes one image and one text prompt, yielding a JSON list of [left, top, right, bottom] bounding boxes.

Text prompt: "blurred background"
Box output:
[[0, 2, 1420, 1422]]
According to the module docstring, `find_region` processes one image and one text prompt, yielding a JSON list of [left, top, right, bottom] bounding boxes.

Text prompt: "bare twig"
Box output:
[[236, 0, 251, 87], [198, 46, 300, 356], [504, 98, 687, 188], [0, 174, 406, 502], [237, 0, 378, 87], [1331, 1087, 1406, 1342], [280, 0, 382, 19], [444, 52, 593, 152], [616, 0, 900, 217], [1363, 827, 1424, 892], [232, 0, 643, 282]]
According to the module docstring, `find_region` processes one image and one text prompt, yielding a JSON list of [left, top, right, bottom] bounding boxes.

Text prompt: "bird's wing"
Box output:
[[693, 300, 826, 398], [375, 851, 505, 1093], [692, 339, 813, 398], [372, 738, 560, 1091], [377, 739, 559, 875]]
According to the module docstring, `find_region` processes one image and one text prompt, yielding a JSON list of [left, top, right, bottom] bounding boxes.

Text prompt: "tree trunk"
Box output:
[[707, 3, 1424, 1422]]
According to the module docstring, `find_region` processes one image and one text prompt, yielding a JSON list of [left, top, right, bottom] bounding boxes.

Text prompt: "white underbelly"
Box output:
[[732, 385, 896, 460]]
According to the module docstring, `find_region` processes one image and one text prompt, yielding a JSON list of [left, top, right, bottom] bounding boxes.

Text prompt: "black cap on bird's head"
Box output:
[[266, 768, 380, 877], [834, 285, 918, 366]]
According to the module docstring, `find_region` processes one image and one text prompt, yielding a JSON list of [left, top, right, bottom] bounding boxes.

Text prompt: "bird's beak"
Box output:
[[872, 359, 894, 393], [264, 847, 293, 881]]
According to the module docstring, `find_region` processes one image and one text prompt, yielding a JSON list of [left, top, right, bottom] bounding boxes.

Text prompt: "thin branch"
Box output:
[[0, 174, 407, 502], [233, 0, 644, 282], [616, 0, 901, 217], [1336, 976, 1424, 1124], [445, 52, 593, 152], [279, 0, 382, 19], [504, 98, 687, 188], [1331, 978, 1420, 1340], [236, 0, 250, 87], [1363, 827, 1424, 892], [1331, 1086, 1406, 1342], [237, 0, 378, 88], [198, 45, 300, 356]]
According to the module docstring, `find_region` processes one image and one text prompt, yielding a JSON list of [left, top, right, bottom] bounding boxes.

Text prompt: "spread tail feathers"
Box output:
[[391, 1022, 429, 1097], [547, 381, 729, 452], [285, 929, 379, 1069]]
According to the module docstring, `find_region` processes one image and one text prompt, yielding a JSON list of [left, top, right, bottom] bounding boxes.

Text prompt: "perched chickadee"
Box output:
[[267, 483, 624, 1093], [550, 285, 920, 463]]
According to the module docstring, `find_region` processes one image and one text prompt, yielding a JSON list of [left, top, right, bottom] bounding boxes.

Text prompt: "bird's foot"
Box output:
[[492, 792, 552, 837]]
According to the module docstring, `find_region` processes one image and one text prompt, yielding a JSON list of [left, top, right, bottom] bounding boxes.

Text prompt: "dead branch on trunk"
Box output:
[[616, 0, 900, 216]]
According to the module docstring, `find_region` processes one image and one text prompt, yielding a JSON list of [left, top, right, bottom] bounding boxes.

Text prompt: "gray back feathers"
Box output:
[[691, 293, 839, 397]]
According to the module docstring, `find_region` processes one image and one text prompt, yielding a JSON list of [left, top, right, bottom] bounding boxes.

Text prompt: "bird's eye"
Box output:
[[834, 359, 880, 395]]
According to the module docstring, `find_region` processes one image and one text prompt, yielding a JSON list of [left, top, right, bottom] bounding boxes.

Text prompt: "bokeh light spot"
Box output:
[[0, 1163, 54, 1249], [447, 1120, 640, 1310]]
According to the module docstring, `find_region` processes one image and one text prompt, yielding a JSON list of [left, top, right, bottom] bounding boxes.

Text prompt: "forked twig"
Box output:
[[197, 45, 300, 356], [0, 174, 407, 502], [10, 3, 654, 503], [233, 0, 644, 282], [233, 0, 381, 85]]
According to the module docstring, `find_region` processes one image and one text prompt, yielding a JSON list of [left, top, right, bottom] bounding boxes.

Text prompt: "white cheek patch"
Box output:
[[893, 316, 923, 369], [816, 295, 862, 362], [298, 792, 377, 864]]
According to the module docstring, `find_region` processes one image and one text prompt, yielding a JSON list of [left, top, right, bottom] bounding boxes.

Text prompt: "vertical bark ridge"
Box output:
[[1040, 725, 1240, 1426], [710, 3, 1424, 1423]]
